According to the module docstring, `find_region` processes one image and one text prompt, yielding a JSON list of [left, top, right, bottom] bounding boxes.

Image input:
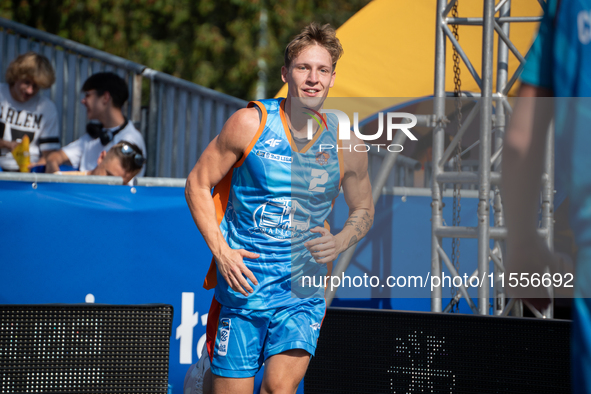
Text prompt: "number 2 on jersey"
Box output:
[[308, 169, 328, 192]]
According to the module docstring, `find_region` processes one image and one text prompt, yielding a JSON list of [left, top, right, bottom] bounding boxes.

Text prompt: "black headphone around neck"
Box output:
[[86, 118, 129, 146]]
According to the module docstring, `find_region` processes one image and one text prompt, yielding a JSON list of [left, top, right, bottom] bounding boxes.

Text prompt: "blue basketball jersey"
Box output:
[[205, 98, 343, 310], [522, 0, 591, 248]]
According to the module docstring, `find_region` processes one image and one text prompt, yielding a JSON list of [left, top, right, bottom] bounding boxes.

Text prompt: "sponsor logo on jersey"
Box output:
[[250, 198, 310, 240], [265, 138, 282, 147], [255, 150, 292, 163], [225, 201, 236, 223], [315, 151, 330, 165], [218, 318, 231, 356], [310, 323, 321, 331]]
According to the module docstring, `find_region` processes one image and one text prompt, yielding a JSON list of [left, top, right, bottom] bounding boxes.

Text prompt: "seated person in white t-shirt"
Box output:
[[57, 141, 145, 185], [44, 72, 146, 178], [0, 52, 60, 171]]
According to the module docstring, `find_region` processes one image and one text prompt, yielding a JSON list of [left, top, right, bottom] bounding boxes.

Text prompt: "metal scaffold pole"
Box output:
[[477, 0, 495, 315], [492, 0, 510, 315], [431, 0, 448, 313], [431, 0, 552, 316]]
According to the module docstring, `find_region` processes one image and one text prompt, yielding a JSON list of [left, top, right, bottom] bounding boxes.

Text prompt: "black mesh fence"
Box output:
[[306, 307, 571, 394], [0, 304, 173, 394]]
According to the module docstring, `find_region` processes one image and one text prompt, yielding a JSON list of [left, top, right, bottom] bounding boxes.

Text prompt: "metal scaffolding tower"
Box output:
[[325, 0, 553, 314], [431, 0, 553, 316]]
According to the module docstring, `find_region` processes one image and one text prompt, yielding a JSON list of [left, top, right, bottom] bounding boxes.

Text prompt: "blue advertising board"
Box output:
[[0, 179, 481, 392]]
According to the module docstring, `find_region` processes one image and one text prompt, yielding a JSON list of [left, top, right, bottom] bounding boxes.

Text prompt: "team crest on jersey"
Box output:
[[250, 198, 310, 240], [315, 151, 330, 165]]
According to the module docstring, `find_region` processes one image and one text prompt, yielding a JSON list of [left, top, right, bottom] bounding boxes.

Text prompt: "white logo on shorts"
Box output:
[[310, 323, 321, 331], [218, 318, 231, 356]]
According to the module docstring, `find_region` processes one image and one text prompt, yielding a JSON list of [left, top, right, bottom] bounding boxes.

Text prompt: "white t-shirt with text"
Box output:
[[0, 83, 60, 170]]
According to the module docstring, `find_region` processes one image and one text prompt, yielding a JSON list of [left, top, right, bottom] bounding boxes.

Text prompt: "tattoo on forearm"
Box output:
[[344, 216, 358, 227], [344, 210, 373, 248]]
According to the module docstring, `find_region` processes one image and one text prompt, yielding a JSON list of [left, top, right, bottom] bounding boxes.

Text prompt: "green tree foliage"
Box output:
[[1, 0, 371, 100]]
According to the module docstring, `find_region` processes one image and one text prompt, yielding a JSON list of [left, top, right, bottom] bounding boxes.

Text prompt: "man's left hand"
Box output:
[[305, 227, 338, 264]]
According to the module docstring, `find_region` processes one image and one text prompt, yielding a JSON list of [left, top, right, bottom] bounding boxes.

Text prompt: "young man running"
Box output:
[[185, 22, 374, 394]]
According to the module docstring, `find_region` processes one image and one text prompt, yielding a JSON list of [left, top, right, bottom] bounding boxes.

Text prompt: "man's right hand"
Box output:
[[216, 248, 259, 296], [45, 160, 60, 173], [44, 150, 70, 173]]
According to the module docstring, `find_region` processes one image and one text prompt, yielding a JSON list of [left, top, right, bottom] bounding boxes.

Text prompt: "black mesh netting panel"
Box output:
[[305, 307, 570, 394], [0, 304, 173, 394]]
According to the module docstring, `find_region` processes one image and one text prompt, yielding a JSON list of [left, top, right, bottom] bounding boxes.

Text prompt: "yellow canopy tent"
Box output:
[[276, 0, 543, 120]]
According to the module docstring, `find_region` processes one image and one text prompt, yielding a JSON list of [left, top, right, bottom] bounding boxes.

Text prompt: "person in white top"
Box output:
[[45, 72, 146, 177], [0, 52, 59, 171]]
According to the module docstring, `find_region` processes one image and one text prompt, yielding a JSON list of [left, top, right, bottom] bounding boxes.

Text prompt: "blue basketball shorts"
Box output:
[[205, 297, 326, 378]]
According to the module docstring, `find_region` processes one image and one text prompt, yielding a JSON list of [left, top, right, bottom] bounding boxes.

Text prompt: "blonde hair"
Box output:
[[6, 52, 55, 89], [284, 22, 343, 71]]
